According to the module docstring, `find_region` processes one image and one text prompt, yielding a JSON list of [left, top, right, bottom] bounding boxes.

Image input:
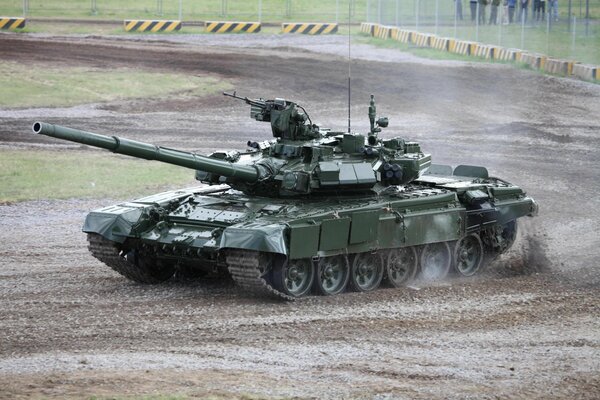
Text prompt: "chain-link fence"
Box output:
[[1, 0, 598, 64], [365, 0, 599, 64], [4, 0, 368, 23]]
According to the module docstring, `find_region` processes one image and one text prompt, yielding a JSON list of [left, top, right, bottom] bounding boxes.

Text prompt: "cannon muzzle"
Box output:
[[32, 122, 259, 182]]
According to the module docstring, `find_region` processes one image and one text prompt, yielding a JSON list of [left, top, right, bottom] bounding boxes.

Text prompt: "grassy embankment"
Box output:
[[0, 62, 231, 203]]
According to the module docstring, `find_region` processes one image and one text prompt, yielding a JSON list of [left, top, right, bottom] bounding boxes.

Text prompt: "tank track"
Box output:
[[87, 233, 162, 284], [225, 249, 295, 301]]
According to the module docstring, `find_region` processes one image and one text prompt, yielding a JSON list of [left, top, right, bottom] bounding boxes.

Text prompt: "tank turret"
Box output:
[[34, 94, 430, 197]]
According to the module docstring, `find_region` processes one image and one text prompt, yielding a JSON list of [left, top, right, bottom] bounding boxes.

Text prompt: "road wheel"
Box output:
[[385, 247, 418, 287], [350, 252, 384, 292], [272, 257, 314, 298], [419, 242, 452, 281], [454, 234, 484, 276], [314, 255, 349, 296]]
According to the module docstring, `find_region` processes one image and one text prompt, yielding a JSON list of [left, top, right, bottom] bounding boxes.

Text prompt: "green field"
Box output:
[[0, 61, 232, 108], [1, 0, 597, 24], [0, 150, 197, 203]]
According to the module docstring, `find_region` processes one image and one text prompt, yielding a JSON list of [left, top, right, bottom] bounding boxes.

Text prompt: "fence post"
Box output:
[[416, 0, 420, 32], [545, 9, 550, 53], [520, 6, 525, 49], [571, 16, 577, 57], [378, 0, 381, 24], [258, 0, 262, 22], [396, 0, 400, 27], [367, 0, 370, 23], [435, 0, 439, 35], [585, 0, 589, 36], [498, 5, 503, 45], [454, 0, 458, 38], [91, 0, 97, 16], [476, 2, 480, 42], [178, 0, 182, 20]]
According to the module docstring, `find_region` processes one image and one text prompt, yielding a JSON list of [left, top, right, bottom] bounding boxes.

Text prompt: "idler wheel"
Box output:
[[385, 247, 418, 287], [273, 257, 314, 298], [419, 242, 452, 281], [453, 234, 484, 276], [314, 255, 350, 295], [350, 252, 384, 292]]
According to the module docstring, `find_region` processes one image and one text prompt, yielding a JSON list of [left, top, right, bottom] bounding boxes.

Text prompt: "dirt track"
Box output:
[[0, 33, 599, 399]]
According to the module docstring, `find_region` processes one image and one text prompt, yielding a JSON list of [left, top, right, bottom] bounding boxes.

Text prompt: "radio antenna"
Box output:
[[347, 0, 352, 133]]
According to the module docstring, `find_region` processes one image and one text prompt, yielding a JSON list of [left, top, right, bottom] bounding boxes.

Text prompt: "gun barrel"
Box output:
[[32, 122, 259, 182]]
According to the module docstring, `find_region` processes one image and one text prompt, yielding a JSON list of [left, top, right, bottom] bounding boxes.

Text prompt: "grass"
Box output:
[[431, 21, 599, 64], [355, 34, 482, 62], [0, 150, 199, 203], [0, 61, 232, 109], [2, 0, 370, 22], [1, 0, 597, 23]]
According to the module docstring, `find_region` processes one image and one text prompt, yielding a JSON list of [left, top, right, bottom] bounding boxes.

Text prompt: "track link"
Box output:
[[87, 233, 166, 283], [226, 249, 295, 301]]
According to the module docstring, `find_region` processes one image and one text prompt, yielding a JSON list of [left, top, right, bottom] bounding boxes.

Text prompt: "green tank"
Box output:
[[32, 93, 538, 300]]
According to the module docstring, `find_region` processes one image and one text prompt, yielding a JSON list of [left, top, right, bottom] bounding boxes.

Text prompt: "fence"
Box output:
[[364, 0, 599, 65], [2, 0, 367, 23], [1, 1, 598, 64]]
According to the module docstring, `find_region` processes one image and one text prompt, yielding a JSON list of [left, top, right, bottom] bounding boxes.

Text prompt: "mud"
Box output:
[[0, 33, 599, 399]]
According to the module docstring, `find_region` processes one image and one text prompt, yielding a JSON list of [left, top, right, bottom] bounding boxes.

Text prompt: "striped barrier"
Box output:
[[473, 44, 500, 59], [543, 58, 576, 76], [572, 64, 598, 81], [413, 33, 435, 47], [0, 17, 25, 30], [431, 36, 452, 51], [363, 22, 598, 83], [124, 20, 181, 32], [520, 52, 547, 70], [373, 24, 391, 39], [494, 47, 522, 62], [452, 40, 476, 56], [393, 29, 416, 44], [205, 21, 261, 33], [282, 23, 337, 35], [360, 22, 376, 35]]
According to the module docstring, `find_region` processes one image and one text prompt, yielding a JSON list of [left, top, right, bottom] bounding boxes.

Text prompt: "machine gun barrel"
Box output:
[[32, 122, 259, 182], [223, 91, 266, 108]]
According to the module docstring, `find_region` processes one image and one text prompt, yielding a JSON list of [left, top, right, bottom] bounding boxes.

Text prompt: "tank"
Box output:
[[32, 93, 538, 300]]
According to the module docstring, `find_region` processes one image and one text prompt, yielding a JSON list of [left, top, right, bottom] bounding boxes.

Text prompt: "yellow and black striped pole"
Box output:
[[124, 20, 182, 32], [0, 17, 26, 30], [281, 23, 338, 35], [205, 21, 261, 33]]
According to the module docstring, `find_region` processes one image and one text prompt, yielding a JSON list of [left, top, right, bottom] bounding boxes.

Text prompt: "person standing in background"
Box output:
[[470, 0, 478, 21], [455, 0, 464, 20], [533, 0, 541, 22], [478, 0, 488, 24], [489, 0, 501, 24], [520, 0, 529, 23], [548, 0, 558, 21], [537, 0, 546, 20], [507, 0, 517, 23]]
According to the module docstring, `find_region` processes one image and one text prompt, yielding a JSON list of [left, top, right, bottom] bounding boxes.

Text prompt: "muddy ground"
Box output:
[[0, 33, 599, 399]]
